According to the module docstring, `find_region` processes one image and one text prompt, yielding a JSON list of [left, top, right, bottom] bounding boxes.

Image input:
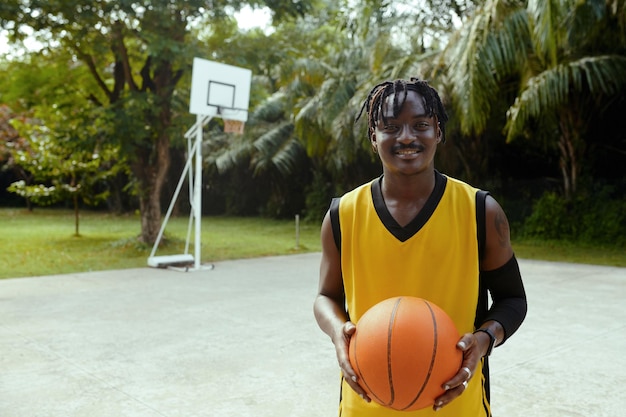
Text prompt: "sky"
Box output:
[[0, 6, 271, 58], [234, 6, 272, 31]]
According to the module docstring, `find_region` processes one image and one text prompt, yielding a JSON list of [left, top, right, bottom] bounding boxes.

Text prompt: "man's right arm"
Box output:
[[313, 210, 370, 401]]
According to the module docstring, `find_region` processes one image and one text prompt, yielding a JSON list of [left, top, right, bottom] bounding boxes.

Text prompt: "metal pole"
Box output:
[[295, 214, 300, 250], [148, 138, 198, 259], [194, 114, 202, 269]]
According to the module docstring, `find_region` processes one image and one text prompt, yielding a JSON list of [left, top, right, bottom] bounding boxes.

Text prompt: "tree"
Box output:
[[198, 0, 461, 220], [443, 0, 626, 198], [0, 104, 35, 209], [0, 0, 311, 244], [7, 121, 119, 235], [198, 4, 350, 219], [197, 2, 373, 220]]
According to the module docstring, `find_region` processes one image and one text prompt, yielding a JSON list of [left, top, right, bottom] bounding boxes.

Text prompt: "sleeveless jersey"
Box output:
[[331, 171, 491, 417]]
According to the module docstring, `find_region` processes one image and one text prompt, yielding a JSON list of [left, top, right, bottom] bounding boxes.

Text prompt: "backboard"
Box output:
[[189, 58, 252, 122]]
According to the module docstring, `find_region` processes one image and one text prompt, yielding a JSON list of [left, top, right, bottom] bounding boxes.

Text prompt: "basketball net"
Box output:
[[224, 119, 245, 134]]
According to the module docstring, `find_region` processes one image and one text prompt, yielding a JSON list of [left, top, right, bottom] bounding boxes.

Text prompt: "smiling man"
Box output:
[[314, 78, 527, 417]]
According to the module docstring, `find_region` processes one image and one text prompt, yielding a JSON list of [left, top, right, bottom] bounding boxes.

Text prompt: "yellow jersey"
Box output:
[[331, 172, 491, 417]]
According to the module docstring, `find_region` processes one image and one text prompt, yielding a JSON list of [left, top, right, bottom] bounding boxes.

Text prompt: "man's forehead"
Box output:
[[380, 90, 428, 117]]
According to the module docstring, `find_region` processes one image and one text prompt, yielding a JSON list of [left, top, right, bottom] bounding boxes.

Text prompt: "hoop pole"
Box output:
[[149, 137, 199, 259], [184, 132, 194, 255], [194, 114, 203, 269], [185, 114, 211, 138]]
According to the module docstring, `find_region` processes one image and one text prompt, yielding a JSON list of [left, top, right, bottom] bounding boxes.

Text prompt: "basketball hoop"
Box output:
[[148, 58, 251, 272], [224, 119, 245, 134]]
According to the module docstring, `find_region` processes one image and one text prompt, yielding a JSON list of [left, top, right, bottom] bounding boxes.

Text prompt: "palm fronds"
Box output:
[[506, 55, 626, 141], [251, 122, 300, 177]]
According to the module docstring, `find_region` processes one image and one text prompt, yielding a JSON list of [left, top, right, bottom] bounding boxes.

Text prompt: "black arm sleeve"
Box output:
[[480, 255, 527, 344]]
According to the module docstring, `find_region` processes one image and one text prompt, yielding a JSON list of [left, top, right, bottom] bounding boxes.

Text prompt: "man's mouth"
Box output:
[[394, 145, 424, 156], [396, 149, 420, 155]]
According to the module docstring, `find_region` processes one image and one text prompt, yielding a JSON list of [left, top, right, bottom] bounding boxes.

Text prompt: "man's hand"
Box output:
[[433, 332, 483, 411], [333, 321, 371, 402]]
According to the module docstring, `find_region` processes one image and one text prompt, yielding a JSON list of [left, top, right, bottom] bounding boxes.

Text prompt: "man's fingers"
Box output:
[[434, 381, 468, 411], [343, 375, 371, 402]]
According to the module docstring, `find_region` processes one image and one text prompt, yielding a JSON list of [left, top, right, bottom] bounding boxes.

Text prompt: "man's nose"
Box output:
[[397, 124, 417, 142]]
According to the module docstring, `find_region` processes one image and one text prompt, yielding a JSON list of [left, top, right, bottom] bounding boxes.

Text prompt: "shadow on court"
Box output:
[[0, 254, 623, 416]]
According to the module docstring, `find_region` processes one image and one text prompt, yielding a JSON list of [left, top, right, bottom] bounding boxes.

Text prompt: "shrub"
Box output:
[[522, 188, 626, 246], [304, 170, 333, 224]]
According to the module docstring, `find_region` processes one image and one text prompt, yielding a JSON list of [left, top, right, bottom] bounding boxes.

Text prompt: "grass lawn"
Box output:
[[1, 208, 624, 279], [0, 208, 321, 279], [512, 238, 626, 267]]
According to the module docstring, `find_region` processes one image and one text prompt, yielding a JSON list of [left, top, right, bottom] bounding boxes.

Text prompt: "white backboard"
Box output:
[[189, 58, 252, 122]]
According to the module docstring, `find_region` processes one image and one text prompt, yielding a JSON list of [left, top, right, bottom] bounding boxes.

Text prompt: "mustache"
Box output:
[[393, 143, 425, 152]]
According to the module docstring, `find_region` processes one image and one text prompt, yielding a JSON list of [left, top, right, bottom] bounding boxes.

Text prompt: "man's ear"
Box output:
[[370, 130, 378, 153], [436, 121, 443, 143]]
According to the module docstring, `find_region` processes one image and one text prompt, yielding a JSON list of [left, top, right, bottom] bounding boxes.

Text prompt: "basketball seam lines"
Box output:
[[352, 316, 385, 405], [386, 297, 402, 407], [402, 300, 438, 410]]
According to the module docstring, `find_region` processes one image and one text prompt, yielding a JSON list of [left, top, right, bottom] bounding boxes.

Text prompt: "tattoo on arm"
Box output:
[[494, 209, 510, 248]]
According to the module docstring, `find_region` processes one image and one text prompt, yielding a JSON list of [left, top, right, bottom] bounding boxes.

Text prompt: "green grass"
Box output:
[[512, 238, 626, 267], [0, 208, 321, 279], [0, 208, 624, 279]]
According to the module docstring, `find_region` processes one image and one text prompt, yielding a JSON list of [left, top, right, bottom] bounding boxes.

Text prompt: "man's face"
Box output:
[[371, 90, 442, 176]]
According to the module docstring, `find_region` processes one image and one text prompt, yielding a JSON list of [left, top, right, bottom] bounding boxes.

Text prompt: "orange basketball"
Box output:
[[348, 296, 463, 411]]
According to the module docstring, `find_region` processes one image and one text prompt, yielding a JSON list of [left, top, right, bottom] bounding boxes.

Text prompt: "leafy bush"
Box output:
[[578, 198, 626, 246], [522, 192, 571, 239], [522, 188, 626, 246], [304, 170, 334, 224]]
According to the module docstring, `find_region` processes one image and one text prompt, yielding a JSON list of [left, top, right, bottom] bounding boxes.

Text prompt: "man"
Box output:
[[314, 78, 527, 416]]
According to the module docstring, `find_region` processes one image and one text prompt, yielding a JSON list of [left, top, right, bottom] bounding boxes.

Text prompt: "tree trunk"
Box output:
[[557, 133, 573, 199], [134, 58, 177, 245], [134, 134, 171, 245], [74, 193, 80, 237], [557, 107, 584, 200]]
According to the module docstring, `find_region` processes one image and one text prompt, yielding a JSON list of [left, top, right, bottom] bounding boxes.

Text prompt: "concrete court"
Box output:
[[0, 253, 624, 417]]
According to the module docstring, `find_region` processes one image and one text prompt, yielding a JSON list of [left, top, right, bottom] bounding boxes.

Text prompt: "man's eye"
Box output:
[[383, 124, 398, 131]]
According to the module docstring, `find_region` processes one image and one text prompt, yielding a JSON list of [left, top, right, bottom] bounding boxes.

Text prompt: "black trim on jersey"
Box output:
[[338, 378, 344, 417], [475, 189, 492, 414], [371, 171, 447, 242], [481, 357, 492, 416], [476, 190, 489, 261], [329, 198, 342, 252]]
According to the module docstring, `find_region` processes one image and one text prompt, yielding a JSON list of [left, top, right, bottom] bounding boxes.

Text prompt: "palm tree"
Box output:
[[199, 10, 337, 217], [291, 0, 443, 180], [443, 0, 626, 198], [203, 2, 380, 202], [202, 0, 485, 217]]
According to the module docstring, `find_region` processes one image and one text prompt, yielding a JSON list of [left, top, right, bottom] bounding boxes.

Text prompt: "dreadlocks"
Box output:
[[356, 77, 449, 144]]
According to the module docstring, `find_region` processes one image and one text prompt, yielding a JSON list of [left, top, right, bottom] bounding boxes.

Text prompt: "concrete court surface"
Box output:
[[0, 253, 624, 417]]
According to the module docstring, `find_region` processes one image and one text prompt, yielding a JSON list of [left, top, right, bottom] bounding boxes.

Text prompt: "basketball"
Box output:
[[348, 296, 463, 411]]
